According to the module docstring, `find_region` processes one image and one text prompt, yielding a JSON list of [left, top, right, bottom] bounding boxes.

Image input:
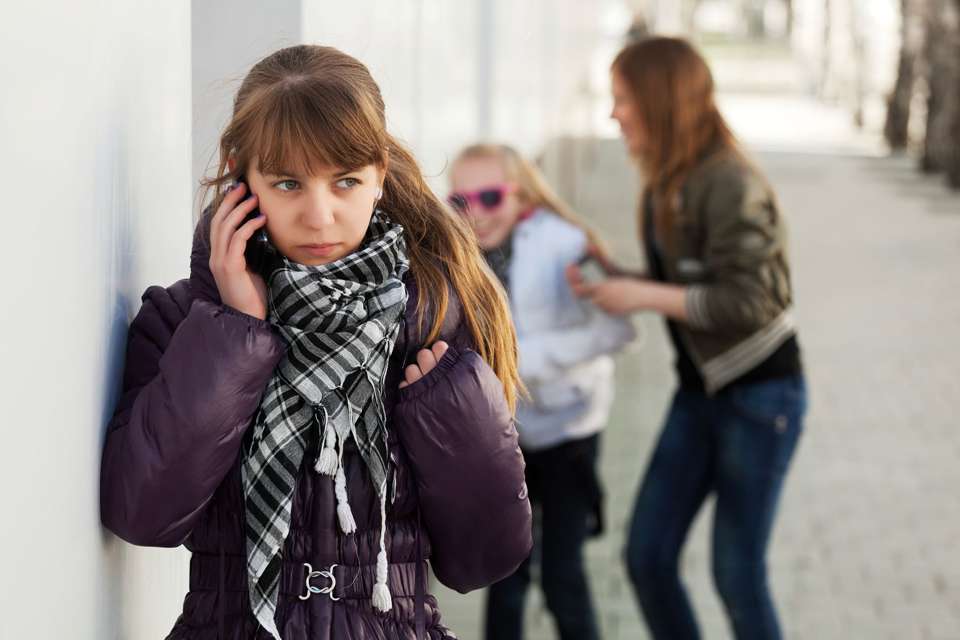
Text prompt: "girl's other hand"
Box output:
[[570, 277, 646, 316], [209, 182, 270, 320], [400, 341, 449, 388]]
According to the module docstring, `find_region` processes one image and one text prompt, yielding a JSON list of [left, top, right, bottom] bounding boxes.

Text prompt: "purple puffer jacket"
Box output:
[[99, 217, 532, 639]]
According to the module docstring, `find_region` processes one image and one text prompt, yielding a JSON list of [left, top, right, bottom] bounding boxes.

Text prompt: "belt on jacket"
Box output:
[[190, 552, 423, 601]]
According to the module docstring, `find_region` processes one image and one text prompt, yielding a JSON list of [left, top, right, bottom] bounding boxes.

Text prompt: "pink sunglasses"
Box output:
[[447, 183, 516, 214]]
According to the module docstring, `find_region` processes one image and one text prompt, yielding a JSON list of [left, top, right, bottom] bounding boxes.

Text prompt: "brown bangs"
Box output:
[[233, 80, 386, 178]]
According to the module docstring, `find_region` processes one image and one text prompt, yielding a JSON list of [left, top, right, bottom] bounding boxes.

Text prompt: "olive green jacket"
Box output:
[[643, 149, 797, 393]]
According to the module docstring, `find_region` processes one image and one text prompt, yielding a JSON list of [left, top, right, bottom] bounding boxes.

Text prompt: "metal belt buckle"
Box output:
[[299, 562, 339, 601]]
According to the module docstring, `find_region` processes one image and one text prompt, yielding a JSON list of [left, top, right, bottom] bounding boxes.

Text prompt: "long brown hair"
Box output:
[[200, 45, 520, 410], [612, 37, 738, 242], [451, 143, 605, 250]]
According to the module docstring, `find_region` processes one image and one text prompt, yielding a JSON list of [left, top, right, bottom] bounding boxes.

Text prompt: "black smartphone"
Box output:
[[236, 177, 273, 274], [577, 254, 609, 284]]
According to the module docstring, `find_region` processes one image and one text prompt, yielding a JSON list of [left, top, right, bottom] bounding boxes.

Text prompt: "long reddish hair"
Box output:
[[200, 45, 520, 410], [612, 37, 738, 243]]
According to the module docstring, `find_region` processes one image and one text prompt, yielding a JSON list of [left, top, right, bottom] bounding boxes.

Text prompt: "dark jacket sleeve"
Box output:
[[393, 337, 532, 593], [99, 282, 285, 546], [685, 161, 792, 334]]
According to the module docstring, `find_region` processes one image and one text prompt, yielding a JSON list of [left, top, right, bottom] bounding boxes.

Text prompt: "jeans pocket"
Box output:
[[725, 376, 807, 434]]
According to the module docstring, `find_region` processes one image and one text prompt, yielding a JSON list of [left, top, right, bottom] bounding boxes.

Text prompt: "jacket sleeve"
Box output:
[[100, 285, 286, 546], [517, 305, 636, 383], [393, 345, 532, 593], [685, 165, 791, 334]]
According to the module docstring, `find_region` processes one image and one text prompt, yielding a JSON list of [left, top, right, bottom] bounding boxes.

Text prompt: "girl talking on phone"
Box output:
[[100, 45, 531, 639], [448, 144, 635, 640]]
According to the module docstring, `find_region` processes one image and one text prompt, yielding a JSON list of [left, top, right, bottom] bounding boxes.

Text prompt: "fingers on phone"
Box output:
[[237, 211, 266, 234], [214, 182, 245, 224], [227, 194, 259, 227], [228, 214, 266, 259], [215, 193, 259, 257]]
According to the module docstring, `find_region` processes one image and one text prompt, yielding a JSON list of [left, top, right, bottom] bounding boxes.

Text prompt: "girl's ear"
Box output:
[[227, 157, 237, 173], [378, 148, 389, 182], [376, 167, 387, 196], [374, 150, 389, 199]]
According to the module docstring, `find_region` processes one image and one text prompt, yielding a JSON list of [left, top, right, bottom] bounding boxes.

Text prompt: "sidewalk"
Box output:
[[433, 142, 960, 638]]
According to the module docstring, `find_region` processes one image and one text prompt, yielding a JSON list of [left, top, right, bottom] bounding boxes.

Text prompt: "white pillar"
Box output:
[[0, 2, 192, 638], [191, 0, 303, 214]]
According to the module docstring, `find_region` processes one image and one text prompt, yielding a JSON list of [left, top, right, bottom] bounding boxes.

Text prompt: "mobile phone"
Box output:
[[236, 177, 274, 274], [577, 255, 609, 284]]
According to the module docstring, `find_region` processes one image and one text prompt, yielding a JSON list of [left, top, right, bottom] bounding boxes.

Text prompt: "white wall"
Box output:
[[0, 2, 192, 638], [192, 0, 302, 210]]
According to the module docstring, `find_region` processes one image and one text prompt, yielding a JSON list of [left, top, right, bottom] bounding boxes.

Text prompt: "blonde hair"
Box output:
[[451, 143, 604, 250], [200, 45, 520, 410]]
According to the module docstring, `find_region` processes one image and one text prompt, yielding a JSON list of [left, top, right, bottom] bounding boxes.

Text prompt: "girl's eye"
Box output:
[[335, 177, 360, 189], [274, 179, 299, 191]]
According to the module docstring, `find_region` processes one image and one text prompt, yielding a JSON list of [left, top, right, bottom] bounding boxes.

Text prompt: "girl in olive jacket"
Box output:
[[571, 37, 806, 640]]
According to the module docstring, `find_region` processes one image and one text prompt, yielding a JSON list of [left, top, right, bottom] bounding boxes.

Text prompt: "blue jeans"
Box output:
[[625, 376, 806, 640]]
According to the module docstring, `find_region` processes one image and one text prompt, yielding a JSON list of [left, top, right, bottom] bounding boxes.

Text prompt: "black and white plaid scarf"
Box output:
[[242, 212, 409, 639]]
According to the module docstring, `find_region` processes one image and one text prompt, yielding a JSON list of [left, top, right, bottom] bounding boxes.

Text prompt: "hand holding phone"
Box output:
[[237, 177, 274, 275], [208, 181, 270, 320]]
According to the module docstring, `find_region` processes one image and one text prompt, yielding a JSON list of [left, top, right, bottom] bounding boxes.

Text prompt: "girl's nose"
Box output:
[[301, 189, 336, 227]]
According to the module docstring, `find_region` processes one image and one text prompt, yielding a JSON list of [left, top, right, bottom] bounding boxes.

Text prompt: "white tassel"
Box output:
[[315, 426, 338, 476], [372, 549, 392, 612], [316, 447, 337, 475], [371, 491, 392, 613], [336, 502, 356, 535], [334, 466, 356, 534]]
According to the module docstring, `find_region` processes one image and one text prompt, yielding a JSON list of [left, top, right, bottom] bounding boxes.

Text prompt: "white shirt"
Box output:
[[508, 209, 636, 451]]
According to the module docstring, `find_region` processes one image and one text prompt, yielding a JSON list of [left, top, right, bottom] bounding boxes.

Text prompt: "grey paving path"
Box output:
[[433, 147, 960, 639]]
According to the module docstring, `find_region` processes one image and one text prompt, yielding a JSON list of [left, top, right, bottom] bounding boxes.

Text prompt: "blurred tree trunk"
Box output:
[[850, 0, 867, 127], [919, 0, 958, 174], [786, 0, 794, 37], [884, 0, 925, 149], [626, 8, 652, 42], [819, 0, 832, 97], [744, 0, 767, 39], [949, 0, 960, 187]]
